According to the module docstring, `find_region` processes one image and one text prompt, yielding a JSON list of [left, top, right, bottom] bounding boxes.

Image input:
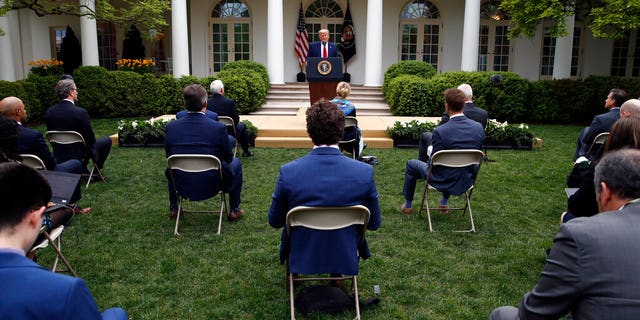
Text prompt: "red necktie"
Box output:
[[322, 44, 328, 58]]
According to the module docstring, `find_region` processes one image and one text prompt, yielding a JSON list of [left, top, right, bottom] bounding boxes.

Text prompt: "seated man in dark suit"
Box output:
[[401, 88, 484, 214], [573, 88, 628, 161], [207, 80, 253, 157], [0, 162, 127, 320], [490, 148, 640, 320], [0, 97, 88, 212], [176, 108, 236, 149], [45, 79, 112, 175], [165, 84, 244, 221], [418, 83, 487, 162], [268, 100, 381, 275]]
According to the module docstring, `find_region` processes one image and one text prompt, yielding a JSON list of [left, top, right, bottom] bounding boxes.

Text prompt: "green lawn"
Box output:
[[35, 120, 580, 319]]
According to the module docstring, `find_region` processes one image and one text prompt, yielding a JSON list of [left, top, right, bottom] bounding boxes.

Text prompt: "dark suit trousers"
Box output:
[[418, 132, 433, 163], [93, 136, 112, 169]]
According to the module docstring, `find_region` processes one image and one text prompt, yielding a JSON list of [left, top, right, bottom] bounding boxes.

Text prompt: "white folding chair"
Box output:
[[338, 116, 359, 159], [217, 116, 239, 158], [167, 154, 228, 235], [20, 154, 47, 170], [285, 205, 370, 320], [585, 132, 609, 159], [45, 130, 104, 188], [418, 149, 484, 232], [29, 225, 78, 277]]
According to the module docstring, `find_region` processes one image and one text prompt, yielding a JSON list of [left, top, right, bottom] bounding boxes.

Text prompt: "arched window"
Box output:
[[478, 0, 511, 72], [209, 0, 251, 73], [399, 0, 442, 71], [305, 0, 344, 43]]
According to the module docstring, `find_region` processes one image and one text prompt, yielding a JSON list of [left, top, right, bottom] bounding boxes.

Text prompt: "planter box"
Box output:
[[392, 136, 419, 148], [392, 136, 533, 150], [118, 135, 165, 147]]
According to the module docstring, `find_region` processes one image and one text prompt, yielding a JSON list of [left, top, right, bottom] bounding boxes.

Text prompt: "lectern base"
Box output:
[[308, 81, 339, 106]]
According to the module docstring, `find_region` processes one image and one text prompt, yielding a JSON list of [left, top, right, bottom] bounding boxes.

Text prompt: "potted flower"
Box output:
[[28, 59, 64, 76], [485, 119, 535, 149], [115, 58, 155, 74], [386, 120, 437, 147], [118, 117, 173, 147]]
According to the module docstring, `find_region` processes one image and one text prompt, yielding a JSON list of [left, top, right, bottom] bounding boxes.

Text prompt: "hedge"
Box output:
[[0, 62, 270, 122], [382, 60, 437, 101], [382, 64, 640, 124]]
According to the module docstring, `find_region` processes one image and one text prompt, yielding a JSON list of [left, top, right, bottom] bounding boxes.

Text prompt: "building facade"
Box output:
[[1, 0, 638, 85]]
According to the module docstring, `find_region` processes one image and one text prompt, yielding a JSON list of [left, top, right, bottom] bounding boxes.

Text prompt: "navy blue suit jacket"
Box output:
[[430, 115, 484, 195], [0, 251, 105, 319], [307, 41, 339, 58], [17, 125, 57, 170], [165, 112, 234, 201], [207, 94, 240, 125], [268, 147, 381, 275], [176, 109, 218, 121], [581, 107, 620, 150], [45, 100, 97, 163], [440, 102, 489, 128]]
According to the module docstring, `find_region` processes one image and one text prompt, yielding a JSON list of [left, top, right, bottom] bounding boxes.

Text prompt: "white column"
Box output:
[[364, 0, 383, 86], [172, 0, 190, 77], [0, 3, 16, 81], [552, 15, 575, 79], [460, 0, 480, 71], [80, 0, 99, 66], [267, 0, 284, 84]]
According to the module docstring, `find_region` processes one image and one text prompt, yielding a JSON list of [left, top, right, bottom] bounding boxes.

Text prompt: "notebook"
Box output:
[[41, 170, 81, 204]]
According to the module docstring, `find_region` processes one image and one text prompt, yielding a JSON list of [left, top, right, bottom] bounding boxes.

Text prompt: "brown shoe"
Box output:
[[400, 205, 413, 215], [73, 205, 92, 215], [438, 204, 449, 214], [227, 209, 244, 222]]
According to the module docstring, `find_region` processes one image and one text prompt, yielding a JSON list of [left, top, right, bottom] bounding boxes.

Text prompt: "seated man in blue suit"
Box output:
[[268, 100, 382, 276], [165, 84, 244, 221], [0, 97, 90, 214], [401, 88, 485, 215], [176, 108, 236, 149], [573, 88, 627, 161], [0, 162, 127, 320]]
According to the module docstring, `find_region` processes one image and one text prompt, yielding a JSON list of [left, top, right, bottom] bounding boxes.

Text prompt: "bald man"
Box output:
[[621, 99, 640, 118], [0, 97, 88, 210]]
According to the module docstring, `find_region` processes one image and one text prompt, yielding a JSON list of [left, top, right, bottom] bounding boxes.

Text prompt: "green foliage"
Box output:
[[485, 119, 535, 146], [99, 71, 145, 117], [382, 60, 437, 98], [118, 117, 173, 145], [386, 120, 438, 140], [22, 74, 59, 120], [74, 66, 110, 116], [216, 68, 267, 114], [385, 75, 434, 116], [527, 80, 561, 122], [500, 0, 640, 40], [242, 119, 258, 136], [0, 80, 42, 121], [222, 60, 270, 91]]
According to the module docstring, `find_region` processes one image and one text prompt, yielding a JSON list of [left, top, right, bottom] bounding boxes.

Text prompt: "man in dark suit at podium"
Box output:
[[307, 29, 338, 58]]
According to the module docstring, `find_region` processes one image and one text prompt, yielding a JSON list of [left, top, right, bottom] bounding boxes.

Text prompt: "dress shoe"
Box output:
[[438, 204, 449, 214], [227, 209, 244, 222], [400, 205, 413, 215], [169, 210, 178, 219], [242, 150, 253, 157]]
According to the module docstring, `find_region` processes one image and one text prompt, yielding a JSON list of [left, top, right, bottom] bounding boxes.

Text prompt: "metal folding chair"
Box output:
[[45, 130, 105, 188], [585, 132, 609, 160], [338, 116, 359, 159], [217, 116, 239, 158], [29, 225, 78, 277], [418, 149, 484, 232], [285, 205, 370, 320], [20, 154, 47, 170], [167, 154, 228, 235]]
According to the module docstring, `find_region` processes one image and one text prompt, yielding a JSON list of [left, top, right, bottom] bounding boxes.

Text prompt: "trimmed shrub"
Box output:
[[99, 71, 145, 117], [395, 76, 435, 116], [222, 60, 270, 91], [23, 74, 59, 120], [0, 80, 42, 122], [382, 61, 437, 98], [216, 68, 267, 114], [527, 80, 561, 122], [74, 66, 109, 116]]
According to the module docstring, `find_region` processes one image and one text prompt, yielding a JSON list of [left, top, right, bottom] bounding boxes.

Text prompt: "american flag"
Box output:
[[294, 3, 309, 66]]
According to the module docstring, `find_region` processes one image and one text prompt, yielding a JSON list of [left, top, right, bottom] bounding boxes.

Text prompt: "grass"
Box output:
[[34, 119, 581, 319]]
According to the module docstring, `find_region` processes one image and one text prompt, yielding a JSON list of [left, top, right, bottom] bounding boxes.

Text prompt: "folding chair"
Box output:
[[585, 132, 609, 160], [45, 130, 105, 188], [20, 154, 47, 170], [29, 225, 78, 277], [285, 205, 370, 320], [338, 116, 359, 159], [418, 149, 484, 232], [217, 116, 239, 158], [167, 154, 228, 235]]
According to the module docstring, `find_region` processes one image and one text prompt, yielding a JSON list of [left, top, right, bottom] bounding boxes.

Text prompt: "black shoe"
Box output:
[[242, 150, 253, 157]]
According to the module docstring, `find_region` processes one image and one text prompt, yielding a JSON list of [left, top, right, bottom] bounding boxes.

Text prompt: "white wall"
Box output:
[[581, 29, 612, 78]]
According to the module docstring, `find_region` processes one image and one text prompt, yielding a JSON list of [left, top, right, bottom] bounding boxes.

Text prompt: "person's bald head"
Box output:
[[621, 99, 640, 119], [0, 97, 26, 123]]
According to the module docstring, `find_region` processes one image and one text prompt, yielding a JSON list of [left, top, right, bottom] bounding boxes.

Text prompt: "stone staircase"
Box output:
[[251, 83, 391, 116]]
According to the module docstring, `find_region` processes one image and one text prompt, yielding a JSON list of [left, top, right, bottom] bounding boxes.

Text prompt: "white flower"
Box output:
[[118, 120, 125, 131], [149, 117, 155, 124], [132, 121, 138, 129]]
